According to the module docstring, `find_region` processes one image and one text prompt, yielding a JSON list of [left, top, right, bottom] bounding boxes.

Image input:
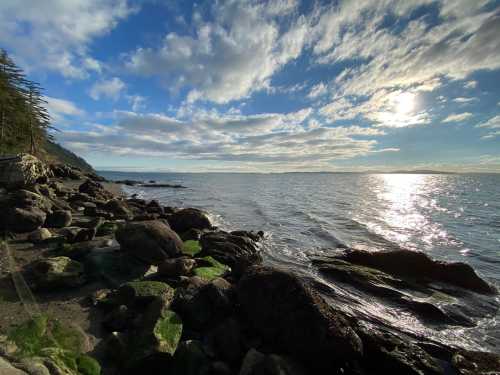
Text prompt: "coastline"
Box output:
[[0, 156, 499, 375]]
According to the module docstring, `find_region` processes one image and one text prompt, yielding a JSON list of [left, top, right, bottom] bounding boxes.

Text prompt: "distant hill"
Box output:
[[42, 140, 94, 173]]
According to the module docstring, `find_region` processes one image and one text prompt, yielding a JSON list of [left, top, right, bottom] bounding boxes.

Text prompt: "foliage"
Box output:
[[193, 256, 230, 280], [182, 240, 202, 256]]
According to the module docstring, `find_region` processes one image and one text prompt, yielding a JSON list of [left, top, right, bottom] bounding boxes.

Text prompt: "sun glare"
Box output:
[[395, 92, 415, 114]]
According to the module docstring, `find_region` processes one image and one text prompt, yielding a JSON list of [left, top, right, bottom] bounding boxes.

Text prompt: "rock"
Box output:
[[26, 256, 86, 290], [104, 199, 133, 220], [158, 257, 196, 277], [49, 163, 83, 180], [96, 221, 118, 236], [207, 318, 243, 364], [116, 220, 183, 265], [78, 179, 113, 201], [211, 361, 232, 375], [172, 277, 234, 329], [14, 357, 51, 375], [239, 349, 266, 375], [237, 266, 363, 371], [102, 305, 133, 332], [170, 340, 211, 375], [45, 210, 72, 228], [112, 281, 174, 307], [73, 228, 97, 243], [28, 228, 52, 243], [337, 249, 496, 295], [58, 239, 113, 260], [0, 356, 29, 374], [452, 349, 500, 375], [146, 200, 164, 215], [0, 154, 50, 190], [168, 208, 212, 233], [3, 207, 47, 233], [200, 231, 262, 277], [356, 324, 443, 375]]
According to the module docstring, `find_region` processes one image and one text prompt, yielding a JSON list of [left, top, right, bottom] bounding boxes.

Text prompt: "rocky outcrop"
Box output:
[[168, 208, 212, 233], [45, 209, 72, 228], [116, 220, 183, 265], [26, 256, 86, 290], [335, 249, 496, 295], [237, 266, 363, 371], [200, 231, 262, 277], [78, 179, 113, 201], [0, 154, 50, 190], [0, 189, 52, 232]]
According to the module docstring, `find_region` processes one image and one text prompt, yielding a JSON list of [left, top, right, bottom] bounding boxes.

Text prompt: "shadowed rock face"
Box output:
[[116, 220, 183, 265], [237, 266, 363, 371], [336, 249, 496, 295], [168, 208, 212, 233]]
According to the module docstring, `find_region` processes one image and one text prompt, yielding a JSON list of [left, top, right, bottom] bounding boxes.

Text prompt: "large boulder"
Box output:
[[200, 231, 262, 277], [168, 208, 212, 233], [116, 220, 183, 265], [237, 266, 363, 371], [103, 199, 133, 220], [2, 207, 46, 233], [26, 256, 86, 290], [337, 249, 496, 295], [78, 179, 113, 201], [0, 154, 50, 190], [45, 210, 72, 228], [28, 228, 52, 243]]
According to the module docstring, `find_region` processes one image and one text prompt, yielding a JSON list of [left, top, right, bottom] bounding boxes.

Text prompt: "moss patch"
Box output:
[[77, 354, 101, 375], [182, 240, 202, 257], [153, 310, 183, 356], [193, 256, 230, 281]]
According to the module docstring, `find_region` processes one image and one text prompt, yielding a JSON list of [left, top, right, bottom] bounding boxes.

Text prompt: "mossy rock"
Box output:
[[77, 354, 101, 375], [114, 281, 174, 307], [170, 340, 210, 375], [29, 256, 86, 290], [193, 256, 230, 281], [182, 240, 202, 257], [153, 310, 183, 356]]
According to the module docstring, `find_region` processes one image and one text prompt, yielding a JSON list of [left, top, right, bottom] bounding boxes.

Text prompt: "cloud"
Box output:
[[126, 0, 307, 103], [464, 80, 478, 89], [127, 95, 147, 111], [307, 82, 328, 99], [0, 0, 136, 78], [57, 108, 390, 167], [453, 97, 478, 104], [44, 96, 84, 124], [475, 115, 500, 139], [89, 77, 125, 100], [442, 112, 473, 123]]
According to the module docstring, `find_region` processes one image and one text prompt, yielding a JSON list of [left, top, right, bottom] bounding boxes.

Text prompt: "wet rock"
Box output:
[[451, 349, 500, 375], [172, 277, 234, 329], [337, 249, 496, 295], [112, 281, 175, 307], [104, 199, 133, 220], [78, 179, 113, 201], [116, 220, 183, 265], [200, 231, 262, 277], [26, 256, 86, 290], [238, 266, 363, 371], [146, 200, 164, 215], [45, 210, 72, 228], [356, 324, 443, 375], [0, 154, 50, 190], [158, 257, 196, 277], [28, 228, 52, 243], [168, 208, 212, 233]]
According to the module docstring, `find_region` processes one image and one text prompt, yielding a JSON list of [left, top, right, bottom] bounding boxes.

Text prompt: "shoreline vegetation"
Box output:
[[0, 154, 499, 375]]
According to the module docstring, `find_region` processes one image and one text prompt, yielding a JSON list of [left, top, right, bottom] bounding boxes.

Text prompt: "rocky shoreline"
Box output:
[[0, 154, 499, 375]]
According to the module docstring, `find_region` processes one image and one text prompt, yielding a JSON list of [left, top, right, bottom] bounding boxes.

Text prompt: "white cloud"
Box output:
[[126, 0, 307, 103], [453, 97, 478, 104], [475, 115, 500, 139], [44, 96, 84, 124], [307, 83, 328, 99], [464, 80, 477, 89], [442, 112, 473, 123], [127, 95, 146, 111], [0, 0, 135, 78], [89, 77, 125, 100]]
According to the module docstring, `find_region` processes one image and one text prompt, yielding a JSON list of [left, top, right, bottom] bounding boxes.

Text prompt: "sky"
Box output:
[[1, 0, 500, 173]]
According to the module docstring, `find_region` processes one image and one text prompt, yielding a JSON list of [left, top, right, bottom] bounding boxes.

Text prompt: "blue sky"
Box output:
[[1, 0, 499, 172]]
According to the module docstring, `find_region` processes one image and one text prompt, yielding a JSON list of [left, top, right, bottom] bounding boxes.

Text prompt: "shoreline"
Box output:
[[1, 156, 499, 374]]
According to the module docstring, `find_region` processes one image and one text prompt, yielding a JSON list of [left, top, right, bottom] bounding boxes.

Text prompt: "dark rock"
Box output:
[[355, 324, 443, 375], [50, 163, 83, 180], [3, 207, 46, 233], [78, 179, 113, 201], [170, 340, 211, 375], [452, 349, 500, 375], [180, 228, 205, 241], [172, 277, 234, 329], [104, 199, 133, 220], [337, 249, 496, 295], [200, 231, 262, 277], [73, 228, 97, 243], [158, 257, 196, 277], [102, 305, 133, 332], [45, 210, 72, 228], [26, 256, 86, 290], [207, 318, 243, 364], [168, 208, 212, 233], [112, 281, 174, 307], [211, 361, 232, 375], [116, 220, 183, 265], [146, 200, 164, 215], [237, 266, 363, 371]]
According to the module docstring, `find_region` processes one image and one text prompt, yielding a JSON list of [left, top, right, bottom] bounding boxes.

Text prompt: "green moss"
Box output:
[[115, 281, 174, 306], [8, 315, 49, 357], [182, 240, 202, 256], [96, 222, 117, 237], [153, 310, 183, 356], [193, 256, 230, 281], [77, 354, 101, 375]]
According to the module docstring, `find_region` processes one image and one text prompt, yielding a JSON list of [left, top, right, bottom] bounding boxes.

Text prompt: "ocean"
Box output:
[[101, 171, 500, 352]]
